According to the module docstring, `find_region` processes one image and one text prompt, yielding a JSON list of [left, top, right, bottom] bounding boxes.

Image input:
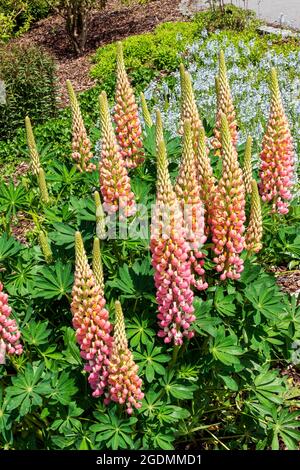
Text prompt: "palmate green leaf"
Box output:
[[193, 297, 221, 336], [61, 327, 82, 365], [134, 344, 170, 383], [210, 326, 243, 366], [250, 369, 286, 407], [159, 371, 199, 400], [127, 315, 155, 349], [47, 371, 78, 405], [0, 233, 23, 262], [244, 281, 284, 320], [157, 405, 190, 424], [48, 223, 77, 249], [214, 287, 236, 316], [270, 408, 300, 450], [140, 389, 163, 417], [107, 260, 154, 300], [50, 403, 83, 433], [5, 363, 52, 417], [153, 433, 175, 450], [6, 259, 38, 296], [32, 261, 73, 299], [91, 410, 137, 450], [0, 181, 28, 216], [22, 320, 51, 346]]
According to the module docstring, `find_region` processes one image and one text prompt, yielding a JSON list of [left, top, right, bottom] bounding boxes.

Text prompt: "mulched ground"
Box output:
[[11, 0, 185, 105]]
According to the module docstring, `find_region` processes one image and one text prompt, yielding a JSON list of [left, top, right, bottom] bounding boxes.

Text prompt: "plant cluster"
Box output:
[[0, 44, 57, 140], [0, 37, 299, 450]]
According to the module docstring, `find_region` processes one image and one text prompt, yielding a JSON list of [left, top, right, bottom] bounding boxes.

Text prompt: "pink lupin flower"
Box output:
[[114, 42, 144, 169], [66, 80, 96, 173], [175, 120, 208, 291], [212, 51, 238, 156], [71, 232, 112, 397], [210, 114, 246, 280], [105, 300, 144, 415], [99, 91, 136, 217], [150, 110, 195, 346], [259, 68, 295, 215], [0, 282, 23, 364]]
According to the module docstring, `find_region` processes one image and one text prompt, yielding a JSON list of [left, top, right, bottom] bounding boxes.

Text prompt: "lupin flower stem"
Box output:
[[38, 231, 52, 264], [105, 300, 144, 414], [196, 126, 216, 230], [245, 179, 263, 254], [66, 80, 96, 173], [71, 232, 112, 397], [179, 64, 204, 151], [259, 68, 295, 215], [99, 91, 136, 217], [114, 41, 144, 169], [210, 114, 246, 280], [243, 136, 253, 194], [213, 50, 238, 155], [92, 237, 104, 296], [0, 282, 23, 364], [150, 111, 195, 345], [94, 191, 106, 240], [175, 120, 207, 290], [25, 116, 40, 176], [38, 168, 50, 204], [140, 92, 153, 128]]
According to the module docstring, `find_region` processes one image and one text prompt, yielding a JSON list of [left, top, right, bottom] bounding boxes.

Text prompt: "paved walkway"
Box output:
[[224, 1, 300, 29]]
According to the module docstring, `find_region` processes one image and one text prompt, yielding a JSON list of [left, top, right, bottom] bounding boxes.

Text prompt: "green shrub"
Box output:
[[194, 4, 261, 33], [0, 0, 51, 43], [91, 22, 198, 96], [0, 44, 58, 140]]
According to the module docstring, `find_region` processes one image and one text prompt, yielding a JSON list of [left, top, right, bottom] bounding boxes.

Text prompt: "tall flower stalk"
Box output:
[[179, 64, 204, 152], [150, 110, 195, 346], [243, 136, 253, 194], [259, 68, 295, 215], [175, 120, 207, 290], [114, 42, 144, 169], [105, 300, 144, 414], [210, 114, 246, 280], [66, 80, 96, 173], [71, 232, 112, 397], [245, 179, 263, 254], [0, 282, 23, 364], [140, 92, 153, 128], [25, 116, 41, 176], [213, 51, 238, 156], [99, 91, 136, 217]]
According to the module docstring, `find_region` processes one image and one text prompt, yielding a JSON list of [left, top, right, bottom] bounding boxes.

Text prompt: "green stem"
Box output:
[[168, 345, 180, 369]]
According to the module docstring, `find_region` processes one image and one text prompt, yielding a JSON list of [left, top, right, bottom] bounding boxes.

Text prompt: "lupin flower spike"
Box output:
[[243, 136, 253, 194], [38, 231, 52, 264], [175, 120, 207, 290], [0, 282, 23, 364], [92, 237, 104, 297], [94, 191, 106, 240], [38, 168, 50, 204], [114, 41, 144, 169], [179, 64, 204, 151], [66, 80, 96, 173], [25, 116, 40, 176], [213, 51, 238, 155], [71, 232, 112, 397], [259, 68, 295, 215], [245, 179, 263, 254], [105, 300, 144, 414], [196, 126, 216, 228], [99, 91, 136, 217], [140, 92, 153, 128], [210, 114, 246, 280], [150, 111, 195, 345]]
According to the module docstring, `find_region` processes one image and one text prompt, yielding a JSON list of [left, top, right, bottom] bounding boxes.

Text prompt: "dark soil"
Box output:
[[11, 0, 184, 105]]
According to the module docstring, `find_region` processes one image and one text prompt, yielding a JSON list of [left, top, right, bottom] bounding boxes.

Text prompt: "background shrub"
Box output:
[[0, 0, 51, 43], [194, 4, 261, 33], [0, 44, 58, 140], [90, 22, 198, 96]]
